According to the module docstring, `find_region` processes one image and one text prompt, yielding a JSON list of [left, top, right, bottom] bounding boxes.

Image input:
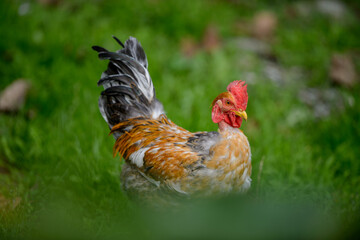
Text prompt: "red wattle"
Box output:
[[211, 105, 223, 123], [224, 112, 242, 128]]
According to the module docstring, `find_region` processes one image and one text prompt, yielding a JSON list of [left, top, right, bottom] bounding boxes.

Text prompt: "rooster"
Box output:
[[92, 37, 251, 203]]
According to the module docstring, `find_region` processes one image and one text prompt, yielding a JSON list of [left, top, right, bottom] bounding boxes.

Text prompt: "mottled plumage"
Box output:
[[93, 37, 251, 204]]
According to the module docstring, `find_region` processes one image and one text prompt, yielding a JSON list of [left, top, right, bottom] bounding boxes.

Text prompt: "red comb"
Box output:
[[227, 80, 248, 110]]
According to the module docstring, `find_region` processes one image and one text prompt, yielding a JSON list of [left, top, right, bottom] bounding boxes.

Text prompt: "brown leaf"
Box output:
[[180, 37, 199, 58], [330, 54, 357, 88], [252, 11, 278, 41], [202, 24, 221, 52], [0, 79, 30, 113]]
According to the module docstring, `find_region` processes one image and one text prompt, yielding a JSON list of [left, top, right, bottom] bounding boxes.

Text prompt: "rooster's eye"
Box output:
[[226, 100, 231, 105]]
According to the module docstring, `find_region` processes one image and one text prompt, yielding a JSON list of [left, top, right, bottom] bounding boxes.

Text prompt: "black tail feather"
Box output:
[[93, 36, 164, 130], [112, 35, 125, 48], [92, 45, 108, 53]]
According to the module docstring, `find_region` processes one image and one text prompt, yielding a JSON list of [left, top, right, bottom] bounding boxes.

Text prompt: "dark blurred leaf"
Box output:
[[37, 0, 62, 7]]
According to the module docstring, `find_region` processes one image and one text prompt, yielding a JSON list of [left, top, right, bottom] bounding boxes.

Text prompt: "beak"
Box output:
[[232, 110, 248, 121]]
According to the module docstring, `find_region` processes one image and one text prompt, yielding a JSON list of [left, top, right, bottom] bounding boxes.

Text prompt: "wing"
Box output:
[[110, 115, 220, 182]]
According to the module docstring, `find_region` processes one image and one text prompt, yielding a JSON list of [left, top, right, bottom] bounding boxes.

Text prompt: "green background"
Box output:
[[1, 0, 359, 239]]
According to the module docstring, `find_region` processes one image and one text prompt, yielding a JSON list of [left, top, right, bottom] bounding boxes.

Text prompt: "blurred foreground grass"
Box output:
[[0, 0, 359, 239]]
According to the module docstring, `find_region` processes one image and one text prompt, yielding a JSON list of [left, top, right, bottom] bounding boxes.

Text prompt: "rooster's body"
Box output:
[[93, 37, 251, 202]]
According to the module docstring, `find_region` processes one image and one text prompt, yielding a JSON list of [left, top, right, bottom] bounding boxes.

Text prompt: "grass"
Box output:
[[0, 0, 359, 239]]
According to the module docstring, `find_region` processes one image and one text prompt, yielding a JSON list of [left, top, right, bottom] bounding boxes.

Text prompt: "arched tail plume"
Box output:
[[93, 36, 164, 130]]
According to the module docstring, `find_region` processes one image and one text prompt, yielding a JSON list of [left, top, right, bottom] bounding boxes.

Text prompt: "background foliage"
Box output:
[[0, 0, 359, 239]]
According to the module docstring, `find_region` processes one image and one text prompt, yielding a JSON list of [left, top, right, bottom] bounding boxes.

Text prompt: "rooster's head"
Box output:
[[211, 80, 248, 129]]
